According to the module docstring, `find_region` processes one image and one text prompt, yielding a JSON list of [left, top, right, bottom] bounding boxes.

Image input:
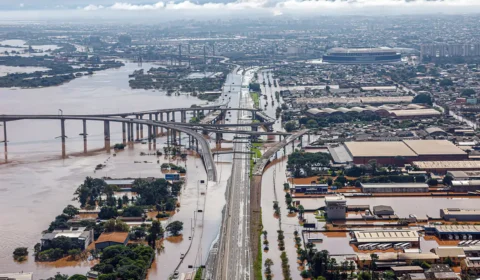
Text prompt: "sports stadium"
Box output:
[[322, 48, 402, 64]]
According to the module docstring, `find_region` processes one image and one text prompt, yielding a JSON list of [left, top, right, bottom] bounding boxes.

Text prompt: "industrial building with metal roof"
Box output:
[[403, 140, 467, 158], [413, 161, 480, 174], [425, 224, 480, 240], [361, 183, 429, 193], [345, 141, 417, 157], [354, 229, 419, 243], [441, 208, 480, 221], [343, 140, 467, 165], [451, 180, 480, 192]]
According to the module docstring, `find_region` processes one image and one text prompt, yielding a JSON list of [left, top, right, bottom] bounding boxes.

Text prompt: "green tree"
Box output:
[[412, 93, 433, 106], [443, 175, 453, 186], [122, 206, 144, 217], [306, 119, 318, 129], [166, 221, 183, 236], [62, 205, 79, 218], [383, 270, 396, 280], [461, 88, 475, 97], [13, 247, 28, 261], [147, 220, 164, 249], [284, 121, 296, 132], [298, 205, 305, 219], [68, 275, 88, 280], [444, 256, 454, 266], [104, 219, 129, 232], [67, 249, 82, 259], [74, 177, 108, 207], [47, 273, 69, 280], [117, 197, 123, 209], [98, 206, 118, 220]]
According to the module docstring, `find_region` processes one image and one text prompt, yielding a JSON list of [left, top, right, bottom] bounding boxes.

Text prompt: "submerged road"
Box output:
[[214, 67, 255, 280]]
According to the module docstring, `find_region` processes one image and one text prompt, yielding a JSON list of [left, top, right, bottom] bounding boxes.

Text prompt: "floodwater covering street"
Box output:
[[0, 61, 231, 279]]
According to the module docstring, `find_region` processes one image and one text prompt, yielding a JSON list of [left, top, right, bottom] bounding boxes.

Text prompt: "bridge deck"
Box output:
[[252, 129, 309, 176]]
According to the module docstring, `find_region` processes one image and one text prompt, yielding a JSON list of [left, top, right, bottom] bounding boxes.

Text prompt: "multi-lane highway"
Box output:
[[213, 67, 257, 280]]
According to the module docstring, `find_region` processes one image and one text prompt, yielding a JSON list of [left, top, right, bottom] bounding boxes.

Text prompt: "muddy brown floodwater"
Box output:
[[260, 136, 480, 280], [0, 62, 230, 279]]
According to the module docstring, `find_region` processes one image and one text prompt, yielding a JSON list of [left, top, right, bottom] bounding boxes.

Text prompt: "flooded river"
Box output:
[[0, 61, 227, 279]]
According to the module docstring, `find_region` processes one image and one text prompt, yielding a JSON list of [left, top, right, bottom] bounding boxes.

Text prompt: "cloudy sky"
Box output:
[[2, 0, 480, 21]]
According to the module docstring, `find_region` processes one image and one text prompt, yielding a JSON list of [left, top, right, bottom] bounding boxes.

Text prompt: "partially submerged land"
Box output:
[[15, 160, 187, 279]]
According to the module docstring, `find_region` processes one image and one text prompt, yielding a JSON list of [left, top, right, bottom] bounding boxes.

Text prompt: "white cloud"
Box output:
[[78, 0, 480, 13], [83, 4, 104, 10], [110, 2, 165, 10], [19, 3, 24, 8]]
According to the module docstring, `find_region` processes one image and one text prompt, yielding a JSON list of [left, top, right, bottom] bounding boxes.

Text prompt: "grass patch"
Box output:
[[253, 208, 263, 280], [194, 267, 203, 280], [315, 210, 326, 221], [250, 142, 263, 177], [250, 92, 260, 108]]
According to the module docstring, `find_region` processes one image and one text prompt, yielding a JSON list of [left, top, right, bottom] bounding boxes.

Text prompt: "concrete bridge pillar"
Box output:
[[148, 124, 152, 150], [308, 133, 311, 142], [291, 139, 295, 151], [193, 110, 197, 118], [153, 126, 157, 150], [122, 122, 127, 145], [195, 139, 199, 152], [61, 119, 66, 158], [216, 132, 223, 144], [166, 129, 170, 149], [160, 113, 164, 135], [154, 113, 159, 136], [135, 115, 140, 140], [140, 115, 144, 139], [283, 135, 286, 154], [104, 120, 110, 152], [178, 132, 182, 147], [127, 121, 132, 143], [300, 135, 303, 148], [2, 121, 6, 162], [149, 113, 152, 121], [166, 112, 170, 122], [82, 119, 87, 153], [172, 111, 176, 122]]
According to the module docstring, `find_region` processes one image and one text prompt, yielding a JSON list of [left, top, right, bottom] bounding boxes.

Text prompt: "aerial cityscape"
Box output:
[[4, 2, 480, 280]]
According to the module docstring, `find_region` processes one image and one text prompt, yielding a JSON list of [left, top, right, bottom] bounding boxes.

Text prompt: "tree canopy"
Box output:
[[412, 93, 433, 106], [287, 152, 331, 178], [166, 221, 184, 236], [93, 244, 154, 280], [132, 179, 179, 210]]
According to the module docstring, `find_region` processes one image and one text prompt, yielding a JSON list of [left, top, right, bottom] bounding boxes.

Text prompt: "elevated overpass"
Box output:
[[0, 114, 218, 182]]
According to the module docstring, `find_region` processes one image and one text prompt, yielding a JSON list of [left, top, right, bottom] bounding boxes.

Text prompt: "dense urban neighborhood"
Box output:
[[4, 11, 480, 280]]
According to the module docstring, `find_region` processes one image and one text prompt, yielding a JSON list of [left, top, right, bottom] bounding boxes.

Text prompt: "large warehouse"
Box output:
[[441, 208, 480, 221], [403, 140, 468, 161], [425, 225, 480, 240], [353, 229, 420, 244], [344, 140, 467, 165], [361, 183, 429, 193], [344, 141, 418, 165], [413, 161, 480, 174]]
